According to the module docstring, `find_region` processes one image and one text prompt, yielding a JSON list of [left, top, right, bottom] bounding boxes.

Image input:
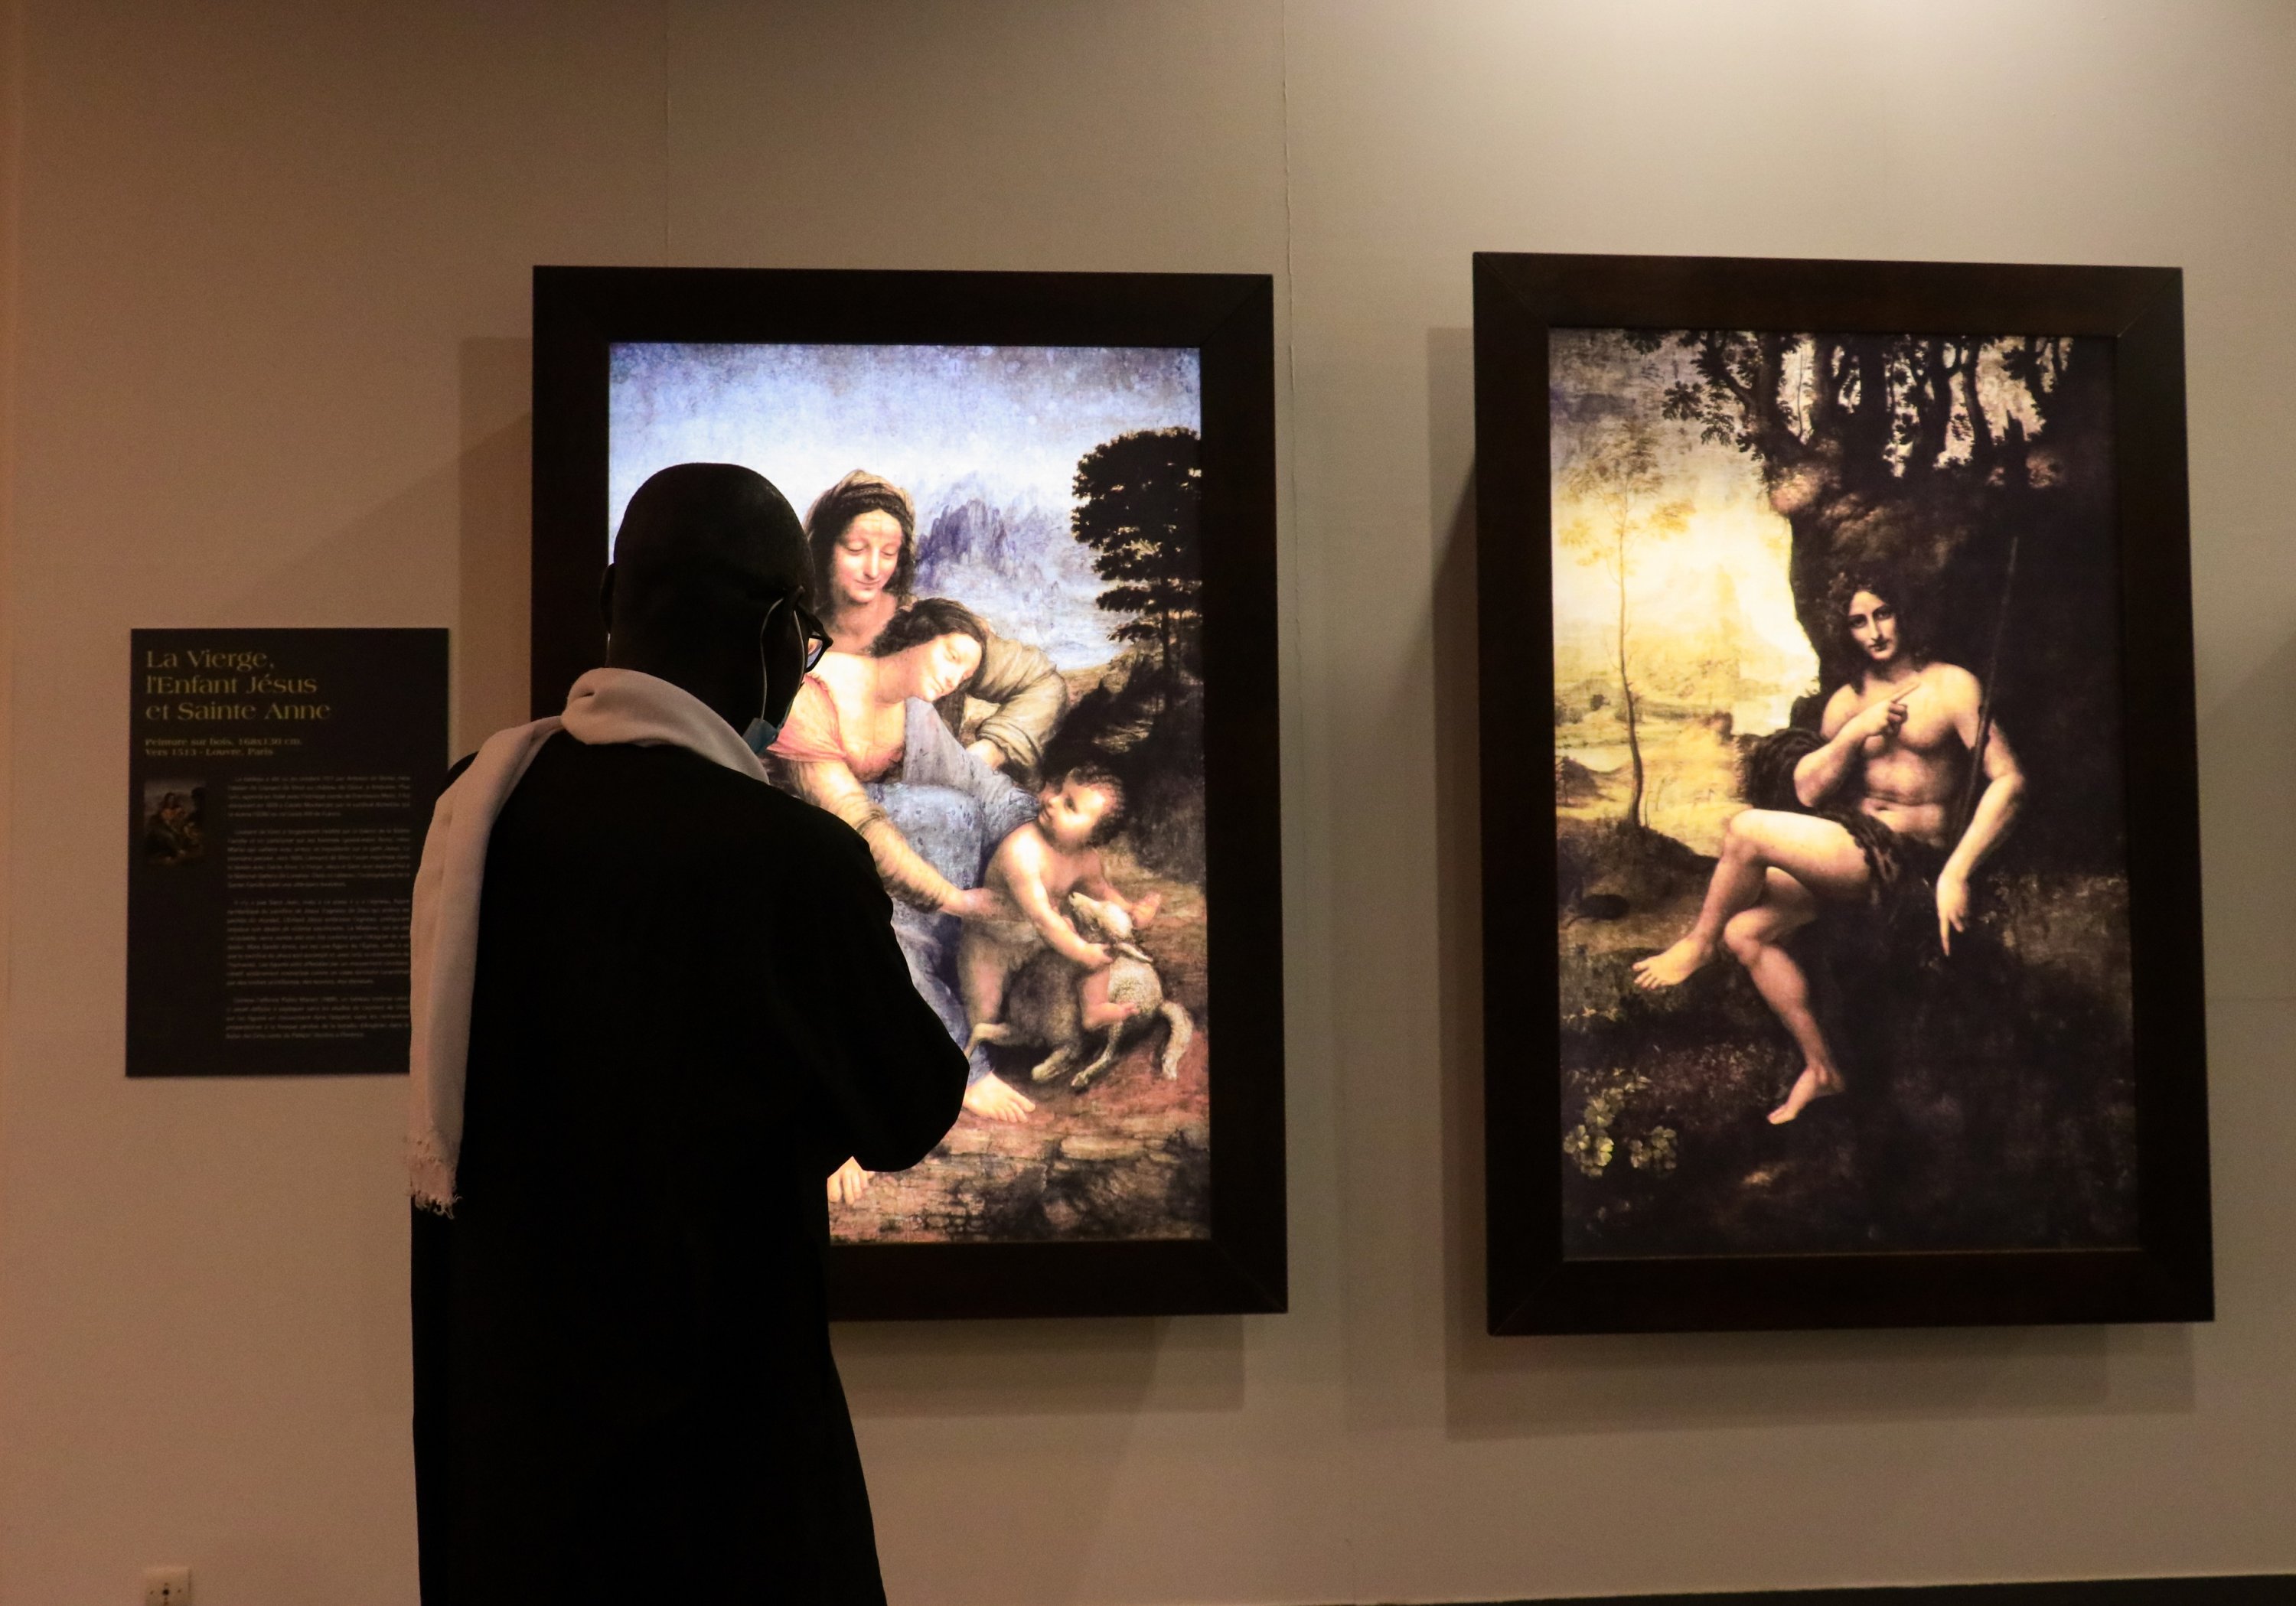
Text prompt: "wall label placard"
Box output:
[[126, 627, 448, 1077]]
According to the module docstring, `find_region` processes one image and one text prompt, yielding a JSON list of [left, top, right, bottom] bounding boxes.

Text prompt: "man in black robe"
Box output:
[[411, 464, 967, 1603]]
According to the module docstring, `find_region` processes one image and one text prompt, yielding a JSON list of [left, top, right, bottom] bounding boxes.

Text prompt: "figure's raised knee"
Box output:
[[1724, 808, 1794, 864]]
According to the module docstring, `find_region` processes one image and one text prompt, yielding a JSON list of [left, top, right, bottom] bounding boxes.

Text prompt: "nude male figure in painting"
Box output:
[[1629, 576, 2027, 1123]]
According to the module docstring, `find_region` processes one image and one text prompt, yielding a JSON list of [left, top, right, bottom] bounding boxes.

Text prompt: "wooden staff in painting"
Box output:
[[1954, 529, 2021, 844]]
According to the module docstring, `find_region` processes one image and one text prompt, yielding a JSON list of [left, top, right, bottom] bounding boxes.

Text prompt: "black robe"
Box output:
[[411, 734, 966, 1604]]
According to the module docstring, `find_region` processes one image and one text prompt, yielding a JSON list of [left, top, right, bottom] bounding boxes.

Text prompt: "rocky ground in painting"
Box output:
[[1557, 817, 2141, 1258], [830, 853, 1212, 1244]]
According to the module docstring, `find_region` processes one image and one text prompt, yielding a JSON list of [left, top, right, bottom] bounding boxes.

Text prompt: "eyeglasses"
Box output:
[[764, 593, 832, 672], [758, 593, 832, 728], [793, 601, 832, 672]]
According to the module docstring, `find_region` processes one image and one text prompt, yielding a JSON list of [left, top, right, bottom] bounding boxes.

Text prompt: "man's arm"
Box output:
[[1937, 667, 2027, 955], [990, 829, 1110, 969], [1794, 686, 1904, 806], [763, 823, 969, 1174]]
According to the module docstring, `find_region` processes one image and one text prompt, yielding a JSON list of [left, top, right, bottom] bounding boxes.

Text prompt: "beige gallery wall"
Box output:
[[2, 2, 2291, 1603]]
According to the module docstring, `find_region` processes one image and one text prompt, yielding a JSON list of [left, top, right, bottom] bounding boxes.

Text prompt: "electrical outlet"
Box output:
[[143, 1565, 193, 1606]]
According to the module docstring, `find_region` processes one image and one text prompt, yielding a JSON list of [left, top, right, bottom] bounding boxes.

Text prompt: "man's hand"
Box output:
[[827, 1157, 872, 1205], [1936, 870, 1970, 956], [1851, 693, 1910, 746]]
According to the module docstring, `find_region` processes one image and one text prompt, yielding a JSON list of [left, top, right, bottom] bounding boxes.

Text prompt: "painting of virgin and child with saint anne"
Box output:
[[611, 343, 1213, 1244]]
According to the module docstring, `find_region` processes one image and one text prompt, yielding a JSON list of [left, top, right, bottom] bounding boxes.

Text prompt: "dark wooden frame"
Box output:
[[1476, 252, 2213, 1334], [532, 266, 1286, 1319]]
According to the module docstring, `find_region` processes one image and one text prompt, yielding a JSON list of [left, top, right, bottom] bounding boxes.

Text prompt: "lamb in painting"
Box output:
[[964, 891, 1193, 1091]]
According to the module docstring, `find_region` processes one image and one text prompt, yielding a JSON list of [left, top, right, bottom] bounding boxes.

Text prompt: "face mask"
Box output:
[[745, 593, 826, 759]]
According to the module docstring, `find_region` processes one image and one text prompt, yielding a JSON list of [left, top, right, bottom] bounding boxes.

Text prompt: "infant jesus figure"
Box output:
[[957, 763, 1161, 1078]]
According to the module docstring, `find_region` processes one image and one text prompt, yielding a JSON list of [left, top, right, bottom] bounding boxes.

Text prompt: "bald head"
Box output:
[[603, 463, 810, 725]]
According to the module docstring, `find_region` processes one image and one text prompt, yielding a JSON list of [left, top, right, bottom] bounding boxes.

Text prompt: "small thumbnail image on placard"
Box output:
[[141, 779, 207, 866]]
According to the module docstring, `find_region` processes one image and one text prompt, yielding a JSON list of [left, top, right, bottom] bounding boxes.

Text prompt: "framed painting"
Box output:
[[1476, 252, 2213, 1334], [533, 267, 1284, 1318]]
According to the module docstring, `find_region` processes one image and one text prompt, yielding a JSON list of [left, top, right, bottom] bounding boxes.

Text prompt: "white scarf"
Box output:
[[406, 667, 767, 1213]]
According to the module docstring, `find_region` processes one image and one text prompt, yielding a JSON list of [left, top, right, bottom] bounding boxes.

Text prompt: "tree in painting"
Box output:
[[1642, 332, 2104, 629], [1072, 427, 1203, 686], [1557, 416, 1691, 829], [1051, 427, 1209, 882]]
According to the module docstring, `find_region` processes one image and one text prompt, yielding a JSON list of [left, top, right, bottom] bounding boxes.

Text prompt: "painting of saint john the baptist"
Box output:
[[1551, 327, 2138, 1259], [612, 344, 1213, 1246], [1630, 568, 2025, 1124]]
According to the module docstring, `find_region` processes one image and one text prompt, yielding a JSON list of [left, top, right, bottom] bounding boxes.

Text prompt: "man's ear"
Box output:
[[598, 565, 616, 637]]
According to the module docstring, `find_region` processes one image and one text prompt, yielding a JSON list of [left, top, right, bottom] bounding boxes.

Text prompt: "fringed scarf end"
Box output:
[[407, 1135, 459, 1217]]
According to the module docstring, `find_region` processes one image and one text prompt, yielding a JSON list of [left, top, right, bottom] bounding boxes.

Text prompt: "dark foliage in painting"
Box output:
[[1072, 427, 1204, 682], [1557, 819, 2137, 1256]]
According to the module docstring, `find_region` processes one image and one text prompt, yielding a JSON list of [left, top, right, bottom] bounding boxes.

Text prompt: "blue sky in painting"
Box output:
[[608, 344, 1201, 666]]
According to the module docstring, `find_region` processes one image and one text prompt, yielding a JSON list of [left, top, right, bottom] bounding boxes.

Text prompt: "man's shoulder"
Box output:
[[1922, 662, 1983, 702], [669, 750, 863, 845], [522, 735, 854, 849], [713, 764, 879, 875]]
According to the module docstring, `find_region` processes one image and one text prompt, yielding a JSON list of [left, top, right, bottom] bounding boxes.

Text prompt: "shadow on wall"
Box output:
[[833, 1314, 1246, 1418], [217, 336, 531, 758], [220, 465, 456, 631], [834, 1315, 1247, 1604], [458, 337, 532, 744], [1421, 325, 2197, 1435], [2194, 626, 2296, 1003]]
